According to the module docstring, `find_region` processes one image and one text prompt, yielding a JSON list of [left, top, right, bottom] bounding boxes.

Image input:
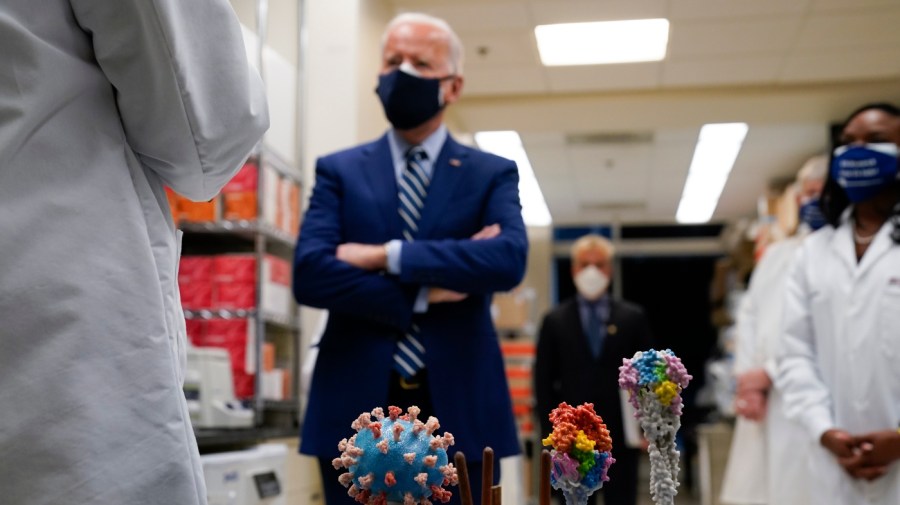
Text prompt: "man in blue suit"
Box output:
[[293, 12, 528, 505]]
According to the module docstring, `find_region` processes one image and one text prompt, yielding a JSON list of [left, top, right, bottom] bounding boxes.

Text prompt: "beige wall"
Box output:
[[357, 1, 394, 141], [523, 226, 553, 322]]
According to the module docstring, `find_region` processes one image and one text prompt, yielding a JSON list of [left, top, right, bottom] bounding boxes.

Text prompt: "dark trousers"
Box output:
[[318, 371, 500, 505]]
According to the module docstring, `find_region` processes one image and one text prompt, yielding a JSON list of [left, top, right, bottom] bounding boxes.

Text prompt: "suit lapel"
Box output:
[[417, 135, 468, 239], [362, 135, 401, 239]]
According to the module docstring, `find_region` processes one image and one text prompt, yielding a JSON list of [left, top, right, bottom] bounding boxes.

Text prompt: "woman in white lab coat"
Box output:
[[0, 2, 267, 504], [720, 157, 826, 505], [778, 102, 900, 504]]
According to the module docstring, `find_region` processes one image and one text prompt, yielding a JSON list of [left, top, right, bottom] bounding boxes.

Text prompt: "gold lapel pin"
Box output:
[[607, 324, 617, 335], [449, 158, 462, 167]]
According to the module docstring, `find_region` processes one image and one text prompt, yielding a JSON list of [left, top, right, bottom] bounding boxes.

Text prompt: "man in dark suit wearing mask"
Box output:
[[293, 12, 528, 505], [535, 234, 654, 505]]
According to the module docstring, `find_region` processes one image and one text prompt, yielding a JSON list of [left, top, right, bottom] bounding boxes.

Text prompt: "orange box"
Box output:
[[223, 191, 257, 220], [262, 343, 276, 372], [288, 181, 300, 234], [179, 198, 219, 222], [281, 368, 292, 398]]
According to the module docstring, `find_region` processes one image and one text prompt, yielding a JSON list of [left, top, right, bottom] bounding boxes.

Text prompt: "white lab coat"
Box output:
[[777, 213, 900, 505], [720, 238, 811, 505], [0, 1, 267, 504]]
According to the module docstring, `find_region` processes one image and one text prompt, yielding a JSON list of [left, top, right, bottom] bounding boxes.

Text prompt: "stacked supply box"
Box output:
[[179, 254, 293, 320], [260, 342, 292, 401], [187, 318, 257, 399], [165, 160, 301, 229], [221, 162, 259, 221], [180, 253, 294, 400]]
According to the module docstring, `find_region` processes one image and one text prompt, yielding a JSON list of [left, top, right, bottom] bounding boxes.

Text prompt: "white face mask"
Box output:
[[574, 265, 609, 301]]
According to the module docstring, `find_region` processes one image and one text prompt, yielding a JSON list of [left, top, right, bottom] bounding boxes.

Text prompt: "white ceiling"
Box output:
[[388, 0, 900, 225]]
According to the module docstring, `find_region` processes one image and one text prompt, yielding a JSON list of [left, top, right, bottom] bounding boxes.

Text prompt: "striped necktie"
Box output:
[[393, 146, 429, 378]]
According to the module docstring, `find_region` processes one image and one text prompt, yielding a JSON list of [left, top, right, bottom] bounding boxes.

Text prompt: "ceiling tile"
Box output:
[[668, 17, 804, 57], [528, 0, 668, 25], [463, 66, 549, 96], [390, 2, 532, 31], [812, 0, 900, 13], [794, 9, 900, 50], [458, 30, 540, 68], [569, 144, 651, 204], [779, 48, 900, 83], [662, 55, 782, 87], [545, 63, 661, 93], [647, 173, 689, 215], [670, 0, 812, 20]]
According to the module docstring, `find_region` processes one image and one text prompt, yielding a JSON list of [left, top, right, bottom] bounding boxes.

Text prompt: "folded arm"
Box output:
[[398, 163, 528, 293], [293, 161, 418, 330]]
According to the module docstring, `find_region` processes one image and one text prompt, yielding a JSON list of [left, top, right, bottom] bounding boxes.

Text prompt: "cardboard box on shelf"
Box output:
[[180, 256, 214, 282], [222, 191, 257, 221], [262, 342, 276, 372], [262, 164, 279, 227], [492, 290, 532, 331], [179, 256, 214, 309], [222, 162, 259, 221], [261, 369, 284, 400], [276, 176, 302, 235], [261, 255, 293, 320], [204, 318, 253, 373], [180, 280, 214, 310], [212, 254, 256, 283], [179, 198, 220, 222], [185, 319, 206, 346], [232, 370, 255, 400], [215, 280, 256, 310]]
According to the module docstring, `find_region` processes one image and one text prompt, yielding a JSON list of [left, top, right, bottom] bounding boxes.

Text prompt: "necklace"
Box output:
[[853, 225, 878, 245]]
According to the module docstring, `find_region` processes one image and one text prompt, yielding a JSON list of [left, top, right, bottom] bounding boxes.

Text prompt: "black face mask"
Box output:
[[376, 68, 451, 130]]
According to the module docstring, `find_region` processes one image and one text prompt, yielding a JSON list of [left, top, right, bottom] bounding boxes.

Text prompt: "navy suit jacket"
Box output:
[[534, 297, 654, 449], [294, 133, 527, 460]]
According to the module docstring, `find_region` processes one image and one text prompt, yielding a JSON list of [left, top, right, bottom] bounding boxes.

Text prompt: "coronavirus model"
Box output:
[[618, 349, 692, 505], [542, 402, 615, 505], [334, 406, 458, 505]]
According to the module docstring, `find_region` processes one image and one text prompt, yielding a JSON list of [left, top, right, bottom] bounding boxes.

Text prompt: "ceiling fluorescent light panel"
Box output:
[[474, 131, 552, 227], [535, 18, 670, 66], [676, 123, 749, 224]]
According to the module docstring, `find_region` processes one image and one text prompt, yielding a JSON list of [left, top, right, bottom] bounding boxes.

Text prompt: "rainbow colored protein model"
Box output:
[[542, 402, 615, 505], [334, 406, 458, 504], [618, 349, 692, 505]]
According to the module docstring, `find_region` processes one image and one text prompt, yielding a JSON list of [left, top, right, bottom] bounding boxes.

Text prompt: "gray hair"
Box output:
[[381, 12, 464, 75], [796, 154, 828, 183], [571, 234, 616, 261]]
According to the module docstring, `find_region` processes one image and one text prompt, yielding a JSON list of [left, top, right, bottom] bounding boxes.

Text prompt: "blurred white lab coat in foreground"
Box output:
[[778, 213, 900, 505], [721, 236, 812, 505], [0, 1, 267, 504]]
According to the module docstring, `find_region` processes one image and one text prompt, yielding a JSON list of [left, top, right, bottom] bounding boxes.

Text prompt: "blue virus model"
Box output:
[[334, 405, 458, 505]]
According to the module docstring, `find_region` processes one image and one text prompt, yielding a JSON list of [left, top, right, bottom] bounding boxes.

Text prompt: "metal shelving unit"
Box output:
[[183, 0, 304, 447]]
